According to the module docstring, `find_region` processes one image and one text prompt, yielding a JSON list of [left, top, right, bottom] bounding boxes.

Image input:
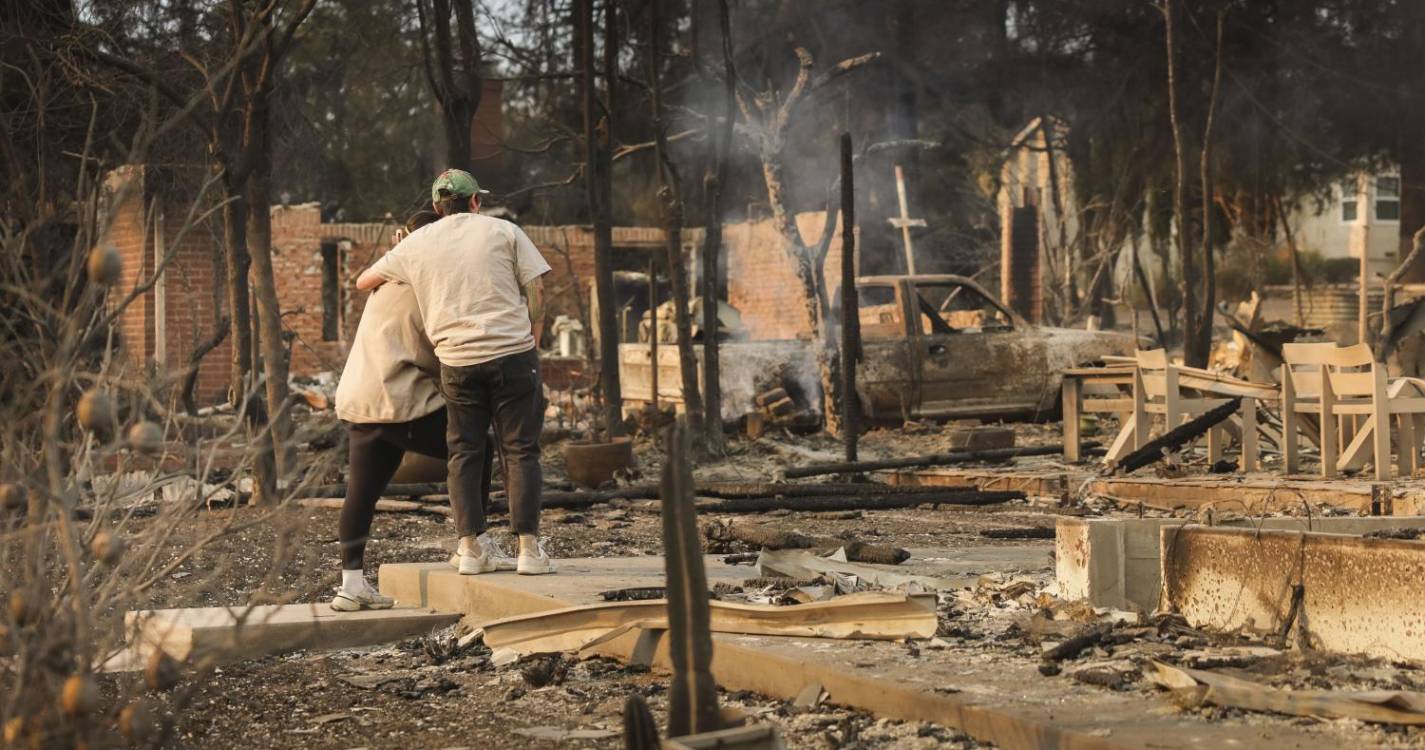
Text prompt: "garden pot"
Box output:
[[564, 437, 634, 489]]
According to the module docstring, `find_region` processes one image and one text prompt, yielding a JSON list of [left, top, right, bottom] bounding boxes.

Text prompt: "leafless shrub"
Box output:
[[1, 13, 337, 747]]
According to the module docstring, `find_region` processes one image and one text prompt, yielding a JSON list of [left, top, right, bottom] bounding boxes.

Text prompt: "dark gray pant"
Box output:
[[440, 347, 543, 537], [340, 409, 495, 570]]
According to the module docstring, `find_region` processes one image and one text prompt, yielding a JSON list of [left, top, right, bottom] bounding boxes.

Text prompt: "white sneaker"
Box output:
[[453, 549, 495, 575], [329, 585, 395, 612], [517, 538, 555, 576], [479, 533, 518, 571], [447, 533, 516, 574]]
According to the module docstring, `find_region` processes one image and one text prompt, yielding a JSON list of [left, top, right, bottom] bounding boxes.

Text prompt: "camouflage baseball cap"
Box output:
[[430, 169, 489, 203]]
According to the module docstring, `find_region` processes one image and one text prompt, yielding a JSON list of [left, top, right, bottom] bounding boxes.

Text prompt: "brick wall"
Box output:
[[104, 166, 232, 405], [723, 212, 842, 341], [104, 169, 846, 406], [157, 199, 231, 405], [524, 224, 668, 327], [524, 224, 598, 324], [269, 204, 398, 378], [104, 166, 154, 364]]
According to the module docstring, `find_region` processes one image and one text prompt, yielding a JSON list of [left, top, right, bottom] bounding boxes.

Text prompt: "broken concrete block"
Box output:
[[946, 426, 1014, 451], [1056, 515, 1425, 613], [122, 604, 459, 665], [1161, 525, 1425, 662]]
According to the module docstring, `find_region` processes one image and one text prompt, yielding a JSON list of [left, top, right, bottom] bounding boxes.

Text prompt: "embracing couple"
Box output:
[[329, 168, 554, 611]]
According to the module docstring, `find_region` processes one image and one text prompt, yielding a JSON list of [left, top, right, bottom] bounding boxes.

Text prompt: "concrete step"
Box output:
[[122, 603, 459, 666]]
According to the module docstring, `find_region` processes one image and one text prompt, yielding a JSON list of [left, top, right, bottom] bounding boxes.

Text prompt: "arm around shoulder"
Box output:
[[356, 247, 406, 291], [356, 266, 387, 291]]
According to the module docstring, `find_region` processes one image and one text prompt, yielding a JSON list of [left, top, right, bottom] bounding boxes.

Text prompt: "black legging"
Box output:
[[339, 408, 495, 570]]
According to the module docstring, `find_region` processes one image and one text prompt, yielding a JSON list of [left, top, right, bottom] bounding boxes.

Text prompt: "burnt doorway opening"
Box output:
[[320, 240, 341, 341]]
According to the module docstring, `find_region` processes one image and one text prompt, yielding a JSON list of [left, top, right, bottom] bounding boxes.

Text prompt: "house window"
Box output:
[[1376, 175, 1401, 222], [321, 241, 340, 341], [1341, 177, 1359, 223]]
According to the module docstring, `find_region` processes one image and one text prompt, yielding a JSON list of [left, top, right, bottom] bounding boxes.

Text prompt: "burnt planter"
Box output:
[[564, 437, 634, 489]]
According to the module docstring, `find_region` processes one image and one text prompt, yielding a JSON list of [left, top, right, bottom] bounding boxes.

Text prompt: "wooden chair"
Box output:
[[1322, 343, 1425, 480], [1280, 342, 1338, 476], [1127, 349, 1258, 471]]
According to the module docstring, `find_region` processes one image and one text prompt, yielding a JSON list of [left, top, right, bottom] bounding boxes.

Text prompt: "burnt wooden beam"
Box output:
[[979, 527, 1055, 540], [839, 132, 861, 464], [661, 419, 720, 736], [1108, 398, 1240, 475], [782, 444, 1101, 480], [695, 490, 1023, 514]]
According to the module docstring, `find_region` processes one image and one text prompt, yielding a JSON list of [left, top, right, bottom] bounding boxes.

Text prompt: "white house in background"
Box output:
[[997, 117, 1406, 320], [1288, 170, 1402, 278]]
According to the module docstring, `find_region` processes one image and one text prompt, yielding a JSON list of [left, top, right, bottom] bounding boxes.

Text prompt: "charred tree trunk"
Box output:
[[738, 46, 874, 436], [1195, 11, 1225, 369], [648, 0, 703, 448], [696, 0, 735, 454], [1274, 194, 1306, 326], [246, 108, 294, 485], [579, 0, 623, 437], [217, 124, 277, 504], [237, 1, 316, 492], [1164, 2, 1224, 368], [1130, 231, 1168, 347], [760, 146, 841, 434], [182, 318, 229, 416], [1164, 0, 1205, 367], [419, 0, 483, 171], [839, 133, 860, 462], [221, 192, 254, 409], [813, 272, 844, 437]]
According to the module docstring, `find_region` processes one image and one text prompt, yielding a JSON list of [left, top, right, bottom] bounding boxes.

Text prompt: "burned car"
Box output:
[[620, 274, 1135, 422], [853, 275, 1135, 421]]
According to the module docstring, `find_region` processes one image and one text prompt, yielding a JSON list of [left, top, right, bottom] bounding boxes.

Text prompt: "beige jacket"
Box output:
[[334, 281, 443, 424]]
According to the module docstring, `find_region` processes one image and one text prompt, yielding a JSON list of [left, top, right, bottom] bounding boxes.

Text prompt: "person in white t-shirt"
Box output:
[[357, 169, 554, 575], [328, 210, 510, 611]]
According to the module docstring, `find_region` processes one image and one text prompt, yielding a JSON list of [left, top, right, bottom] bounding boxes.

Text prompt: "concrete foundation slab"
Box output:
[[124, 604, 459, 664], [379, 556, 1332, 749], [1057, 516, 1425, 612], [1160, 525, 1425, 662]]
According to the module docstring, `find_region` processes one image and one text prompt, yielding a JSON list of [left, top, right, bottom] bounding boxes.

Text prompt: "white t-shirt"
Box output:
[[368, 213, 551, 367]]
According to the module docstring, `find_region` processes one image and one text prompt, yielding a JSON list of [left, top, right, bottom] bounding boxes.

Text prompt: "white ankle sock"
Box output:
[[519, 534, 539, 555], [341, 569, 367, 593], [458, 535, 482, 557]]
